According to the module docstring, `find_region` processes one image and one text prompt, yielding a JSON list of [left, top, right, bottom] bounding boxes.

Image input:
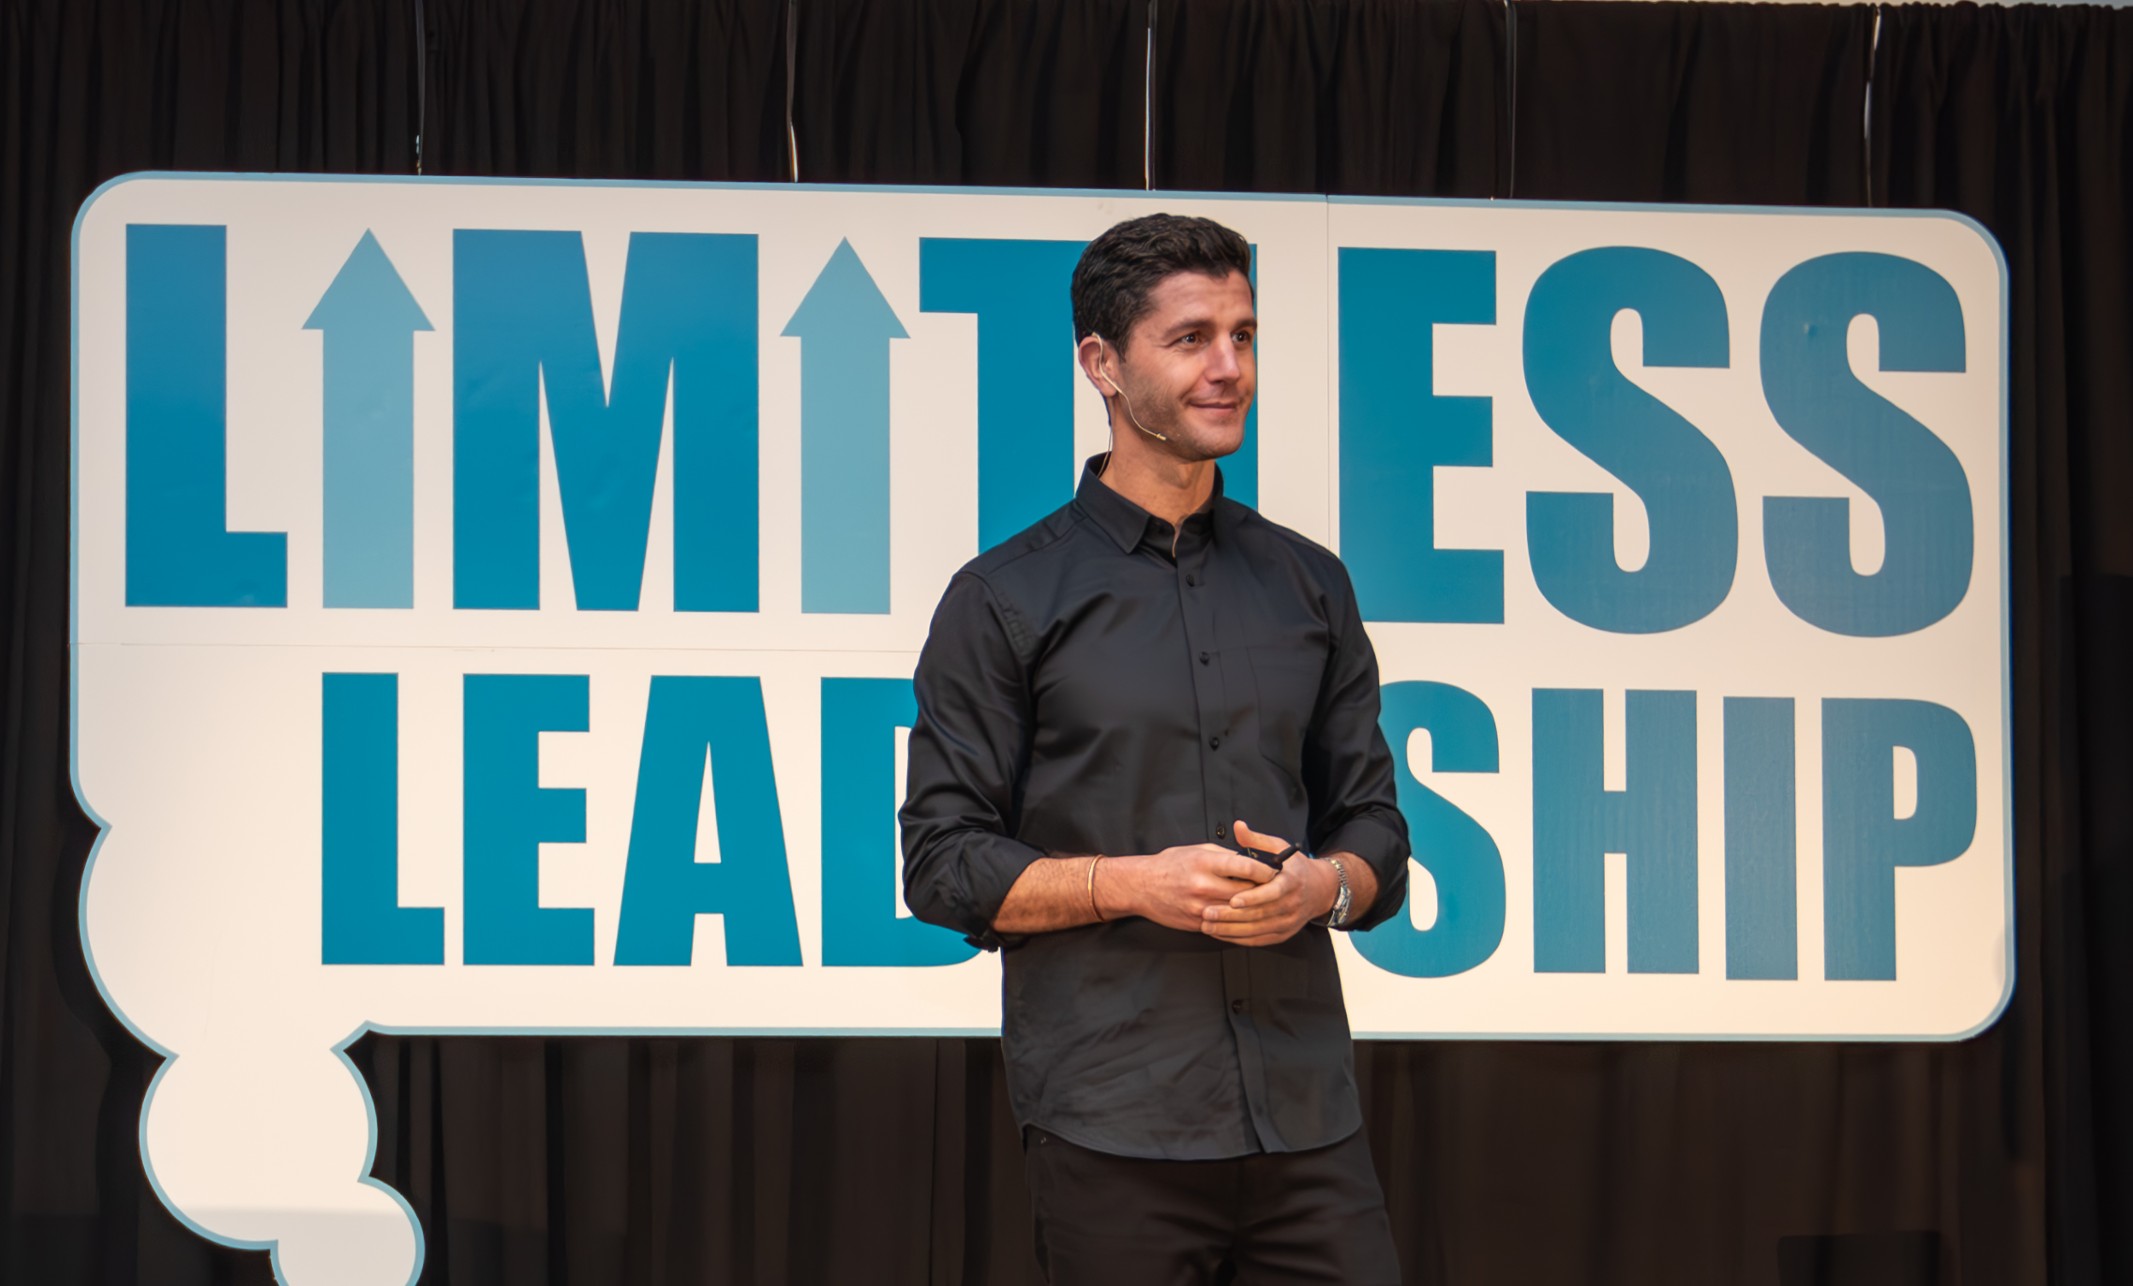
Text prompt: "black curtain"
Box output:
[[4, 7, 424, 1283], [789, 0, 1149, 187], [1871, 9, 2133, 1285], [5, 1, 2130, 1282], [1150, 0, 1506, 196]]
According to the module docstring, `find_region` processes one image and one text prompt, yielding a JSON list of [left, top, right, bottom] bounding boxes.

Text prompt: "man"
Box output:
[[899, 213, 1408, 1284]]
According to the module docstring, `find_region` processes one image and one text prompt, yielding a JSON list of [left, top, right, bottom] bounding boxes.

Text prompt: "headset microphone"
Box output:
[[1097, 337, 1168, 443]]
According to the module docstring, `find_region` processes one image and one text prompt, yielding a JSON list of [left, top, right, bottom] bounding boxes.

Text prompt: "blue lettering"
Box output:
[[1822, 698, 1978, 980], [1761, 253, 1972, 636], [1532, 689, 1699, 973], [321, 673, 443, 964], [1350, 682, 1506, 978], [820, 679, 976, 967], [1724, 697, 1797, 979], [614, 677, 802, 966], [1338, 249, 1502, 623], [1523, 248, 1737, 633], [463, 674, 592, 965], [453, 230, 759, 611], [919, 238, 1090, 551], [124, 224, 287, 606]]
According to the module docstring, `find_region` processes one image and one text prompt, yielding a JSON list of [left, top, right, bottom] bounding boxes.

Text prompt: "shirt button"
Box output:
[[1214, 824, 1228, 839], [1230, 999, 1247, 1014], [1199, 652, 1210, 665], [1186, 574, 1199, 587], [1209, 736, 1221, 750]]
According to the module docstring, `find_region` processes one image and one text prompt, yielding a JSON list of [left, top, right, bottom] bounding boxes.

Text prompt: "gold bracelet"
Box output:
[[1087, 853, 1106, 921]]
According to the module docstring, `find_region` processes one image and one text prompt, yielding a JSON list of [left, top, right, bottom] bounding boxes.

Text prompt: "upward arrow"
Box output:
[[783, 240, 907, 615], [306, 231, 431, 609]]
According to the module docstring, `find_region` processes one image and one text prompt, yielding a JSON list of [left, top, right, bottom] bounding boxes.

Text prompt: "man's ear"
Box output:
[[1076, 334, 1112, 396]]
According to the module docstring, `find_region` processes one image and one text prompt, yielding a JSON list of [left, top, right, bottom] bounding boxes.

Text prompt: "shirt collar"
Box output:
[[1074, 454, 1233, 553]]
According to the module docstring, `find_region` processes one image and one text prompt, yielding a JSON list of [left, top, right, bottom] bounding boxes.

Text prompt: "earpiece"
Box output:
[[1096, 337, 1167, 443]]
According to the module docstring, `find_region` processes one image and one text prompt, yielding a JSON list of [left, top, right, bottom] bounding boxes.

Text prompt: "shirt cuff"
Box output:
[[949, 834, 1049, 952]]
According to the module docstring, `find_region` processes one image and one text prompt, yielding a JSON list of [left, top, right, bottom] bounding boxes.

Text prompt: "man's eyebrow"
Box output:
[[1159, 313, 1257, 337]]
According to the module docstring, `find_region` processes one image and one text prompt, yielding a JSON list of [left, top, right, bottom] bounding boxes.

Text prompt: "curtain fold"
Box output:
[[424, 0, 790, 179], [1510, 0, 1875, 205], [1152, 0, 1505, 197], [4, 2, 2126, 1282], [789, 0, 1147, 187]]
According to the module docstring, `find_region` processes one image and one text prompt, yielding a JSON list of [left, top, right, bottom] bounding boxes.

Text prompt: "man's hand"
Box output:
[[1200, 820, 1337, 946], [1102, 844, 1274, 933]]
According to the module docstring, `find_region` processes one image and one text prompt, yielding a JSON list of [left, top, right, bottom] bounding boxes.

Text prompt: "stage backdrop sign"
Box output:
[[74, 175, 2010, 1285]]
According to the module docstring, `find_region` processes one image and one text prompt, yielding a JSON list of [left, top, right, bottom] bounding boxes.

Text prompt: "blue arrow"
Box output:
[[783, 240, 907, 614], [306, 230, 431, 609]]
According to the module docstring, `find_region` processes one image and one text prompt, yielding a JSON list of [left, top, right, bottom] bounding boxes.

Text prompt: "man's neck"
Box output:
[[1100, 447, 1218, 529]]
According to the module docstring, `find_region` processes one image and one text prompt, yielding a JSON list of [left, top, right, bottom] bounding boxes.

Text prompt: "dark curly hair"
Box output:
[[1070, 213, 1253, 351]]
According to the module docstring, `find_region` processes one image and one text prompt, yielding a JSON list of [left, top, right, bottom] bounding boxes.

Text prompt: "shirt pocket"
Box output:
[[1246, 645, 1326, 802]]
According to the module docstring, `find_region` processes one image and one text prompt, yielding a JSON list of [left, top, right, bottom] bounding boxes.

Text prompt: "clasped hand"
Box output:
[[1108, 820, 1335, 947]]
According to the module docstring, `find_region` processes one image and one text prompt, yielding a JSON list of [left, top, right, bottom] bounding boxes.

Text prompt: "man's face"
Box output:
[[1103, 269, 1257, 461]]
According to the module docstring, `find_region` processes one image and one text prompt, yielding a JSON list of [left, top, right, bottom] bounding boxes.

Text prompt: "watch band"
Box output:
[[1318, 854, 1353, 929]]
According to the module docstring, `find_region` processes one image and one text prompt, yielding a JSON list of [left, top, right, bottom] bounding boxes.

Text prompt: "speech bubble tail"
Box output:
[[139, 1037, 424, 1285]]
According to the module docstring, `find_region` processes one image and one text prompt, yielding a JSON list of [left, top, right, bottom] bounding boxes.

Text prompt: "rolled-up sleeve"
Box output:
[[1303, 563, 1411, 933], [899, 571, 1047, 950]]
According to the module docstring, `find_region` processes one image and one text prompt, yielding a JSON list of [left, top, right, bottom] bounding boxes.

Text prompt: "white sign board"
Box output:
[[73, 176, 2010, 1284]]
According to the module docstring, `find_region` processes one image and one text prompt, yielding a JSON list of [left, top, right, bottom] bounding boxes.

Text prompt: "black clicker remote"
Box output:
[[1234, 843, 1299, 872]]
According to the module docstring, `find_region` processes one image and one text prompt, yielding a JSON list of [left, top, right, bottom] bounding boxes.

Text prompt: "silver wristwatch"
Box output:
[[1317, 854, 1353, 929]]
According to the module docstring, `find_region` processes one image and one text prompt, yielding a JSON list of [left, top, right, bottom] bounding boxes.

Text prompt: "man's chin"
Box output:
[[1196, 423, 1250, 460], [1155, 432, 1240, 465], [1173, 410, 1248, 454]]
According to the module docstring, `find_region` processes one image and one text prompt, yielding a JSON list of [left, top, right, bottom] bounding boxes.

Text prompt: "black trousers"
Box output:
[[1020, 1127, 1403, 1285]]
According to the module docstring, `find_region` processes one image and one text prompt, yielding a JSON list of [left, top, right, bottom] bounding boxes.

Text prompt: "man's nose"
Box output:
[[1205, 338, 1243, 381]]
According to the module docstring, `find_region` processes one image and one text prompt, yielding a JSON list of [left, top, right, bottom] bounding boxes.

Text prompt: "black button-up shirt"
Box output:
[[899, 457, 1410, 1161]]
